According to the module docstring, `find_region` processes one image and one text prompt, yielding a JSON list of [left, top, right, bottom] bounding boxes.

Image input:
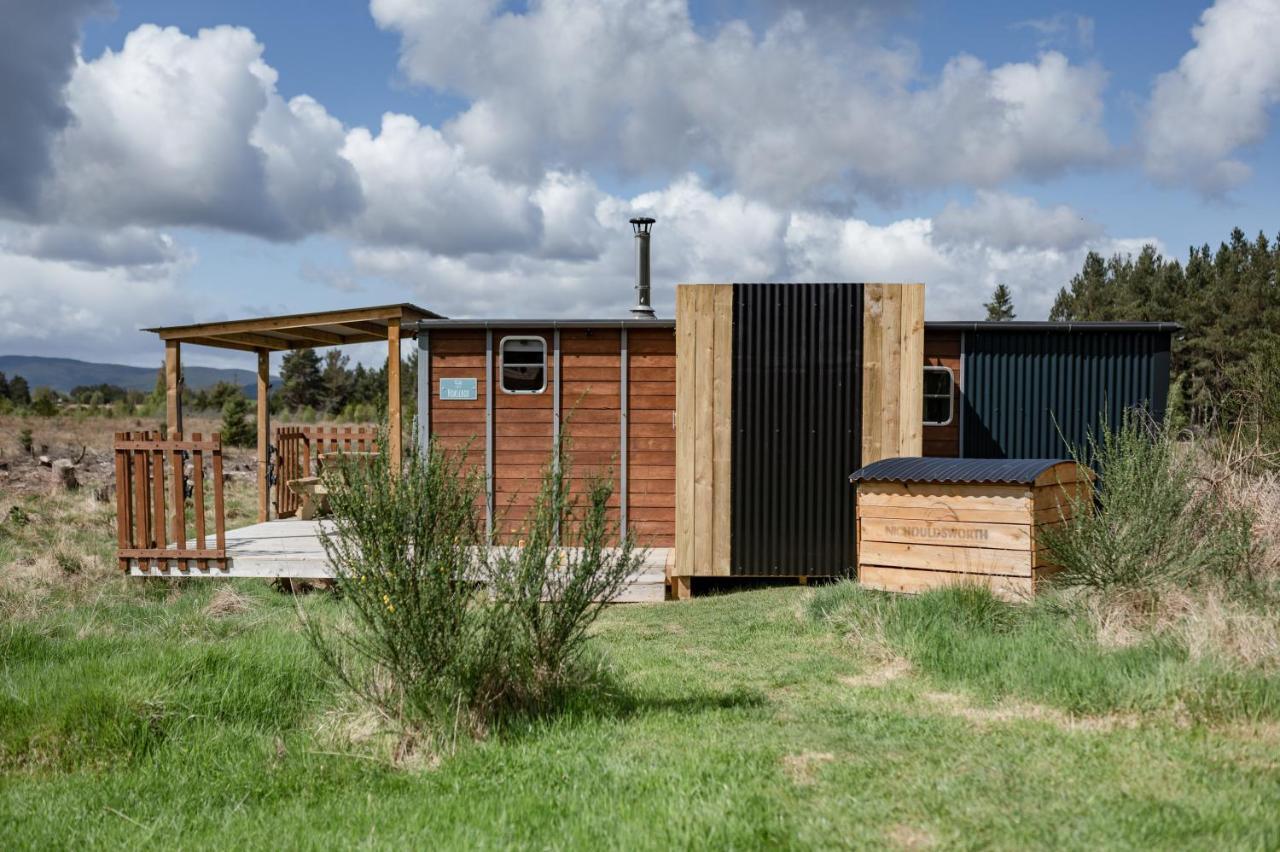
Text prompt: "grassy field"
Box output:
[[3, 565, 1280, 849], [3, 416, 1279, 849]]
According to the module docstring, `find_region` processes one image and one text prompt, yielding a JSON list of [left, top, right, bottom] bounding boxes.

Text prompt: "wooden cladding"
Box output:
[[674, 285, 733, 577], [420, 326, 677, 548], [861, 283, 924, 465], [856, 462, 1088, 600], [115, 431, 225, 572], [273, 425, 379, 517]]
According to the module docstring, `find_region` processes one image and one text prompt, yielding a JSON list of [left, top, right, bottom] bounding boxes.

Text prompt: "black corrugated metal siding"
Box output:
[[961, 329, 1172, 459], [730, 283, 862, 576]]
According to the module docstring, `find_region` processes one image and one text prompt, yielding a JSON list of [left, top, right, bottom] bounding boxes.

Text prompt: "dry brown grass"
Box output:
[[781, 751, 835, 786], [204, 586, 253, 618], [920, 690, 1142, 733]]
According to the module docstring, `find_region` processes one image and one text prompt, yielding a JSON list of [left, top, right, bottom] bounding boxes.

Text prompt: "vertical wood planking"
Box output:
[[192, 432, 206, 570], [675, 284, 734, 578], [152, 439, 166, 550], [133, 435, 149, 551], [212, 433, 226, 553], [169, 432, 184, 567], [898, 284, 925, 456], [256, 350, 270, 522], [387, 322, 402, 473], [692, 286, 715, 574], [165, 341, 182, 437], [114, 434, 130, 572], [861, 286, 885, 465], [711, 284, 733, 575], [675, 287, 697, 576], [861, 283, 925, 464]]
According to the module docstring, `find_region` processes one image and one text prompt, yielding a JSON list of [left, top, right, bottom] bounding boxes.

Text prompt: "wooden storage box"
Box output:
[[849, 458, 1089, 600]]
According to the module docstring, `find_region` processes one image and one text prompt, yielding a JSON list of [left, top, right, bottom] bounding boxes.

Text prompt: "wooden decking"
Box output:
[[127, 519, 671, 603]]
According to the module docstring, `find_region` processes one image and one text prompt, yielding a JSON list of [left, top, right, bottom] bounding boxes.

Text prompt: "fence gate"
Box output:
[[273, 425, 379, 518], [114, 431, 226, 573]]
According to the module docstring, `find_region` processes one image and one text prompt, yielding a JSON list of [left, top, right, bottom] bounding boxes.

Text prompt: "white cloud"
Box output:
[[932, 191, 1104, 251], [350, 172, 1145, 324], [1, 223, 188, 271], [1143, 0, 1280, 194], [51, 25, 363, 239], [372, 0, 1111, 206], [0, 248, 191, 362], [341, 114, 541, 255]]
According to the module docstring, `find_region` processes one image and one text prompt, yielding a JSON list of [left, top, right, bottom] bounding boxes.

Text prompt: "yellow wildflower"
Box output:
[[382, 593, 390, 604]]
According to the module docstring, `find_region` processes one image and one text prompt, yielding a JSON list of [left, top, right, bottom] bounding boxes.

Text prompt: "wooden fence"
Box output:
[[274, 425, 379, 517], [115, 431, 226, 572]]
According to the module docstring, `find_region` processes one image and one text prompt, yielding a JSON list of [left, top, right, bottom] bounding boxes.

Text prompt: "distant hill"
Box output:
[[0, 355, 278, 398]]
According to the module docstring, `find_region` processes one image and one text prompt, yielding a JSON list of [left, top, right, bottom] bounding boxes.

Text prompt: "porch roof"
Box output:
[[143, 303, 441, 352]]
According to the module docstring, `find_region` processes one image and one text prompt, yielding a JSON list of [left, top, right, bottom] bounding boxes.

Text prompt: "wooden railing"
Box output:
[[273, 425, 379, 518], [115, 431, 226, 572]]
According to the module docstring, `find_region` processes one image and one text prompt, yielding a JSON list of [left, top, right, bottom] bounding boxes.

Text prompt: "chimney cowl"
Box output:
[[629, 217, 656, 319]]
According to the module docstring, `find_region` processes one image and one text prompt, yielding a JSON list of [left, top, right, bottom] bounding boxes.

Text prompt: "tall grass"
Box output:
[[1041, 411, 1254, 590], [306, 429, 640, 745]]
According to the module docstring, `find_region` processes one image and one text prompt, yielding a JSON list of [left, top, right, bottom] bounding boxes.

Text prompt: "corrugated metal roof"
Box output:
[[849, 457, 1071, 485], [926, 321, 1181, 333]]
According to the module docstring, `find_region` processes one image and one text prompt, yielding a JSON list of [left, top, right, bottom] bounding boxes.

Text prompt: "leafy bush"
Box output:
[[1041, 411, 1254, 590], [306, 429, 641, 743]]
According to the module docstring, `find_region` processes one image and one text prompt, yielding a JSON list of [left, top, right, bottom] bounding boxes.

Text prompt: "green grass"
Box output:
[[3, 580, 1280, 849]]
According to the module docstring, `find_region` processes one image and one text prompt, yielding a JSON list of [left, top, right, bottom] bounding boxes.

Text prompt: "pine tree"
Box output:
[[220, 393, 255, 448], [984, 284, 1016, 321], [279, 348, 322, 411], [8, 375, 31, 407], [319, 350, 352, 415], [0, 372, 8, 401]]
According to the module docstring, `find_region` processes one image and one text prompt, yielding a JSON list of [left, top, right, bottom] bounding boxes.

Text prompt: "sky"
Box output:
[[1, 0, 1278, 371]]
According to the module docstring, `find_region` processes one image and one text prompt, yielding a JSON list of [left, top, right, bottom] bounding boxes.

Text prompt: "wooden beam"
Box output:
[[217, 332, 291, 351], [257, 350, 270, 523], [157, 306, 405, 341], [283, 326, 346, 346], [185, 336, 262, 353], [387, 323, 402, 474], [338, 320, 393, 338], [165, 340, 182, 437]]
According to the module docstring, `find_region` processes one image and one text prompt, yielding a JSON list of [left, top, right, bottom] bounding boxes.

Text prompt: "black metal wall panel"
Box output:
[[961, 329, 1172, 459], [730, 283, 862, 576]]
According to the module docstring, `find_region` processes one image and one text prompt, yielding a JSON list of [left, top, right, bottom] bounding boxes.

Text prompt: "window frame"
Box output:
[[922, 365, 955, 427], [499, 335, 549, 395]]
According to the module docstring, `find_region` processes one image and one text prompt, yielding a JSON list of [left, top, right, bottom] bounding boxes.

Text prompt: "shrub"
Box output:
[[1042, 411, 1254, 591], [306, 428, 640, 743], [219, 394, 255, 448], [19, 428, 33, 455]]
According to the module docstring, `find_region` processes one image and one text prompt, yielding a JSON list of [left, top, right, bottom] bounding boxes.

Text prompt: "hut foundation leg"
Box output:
[[672, 576, 692, 600]]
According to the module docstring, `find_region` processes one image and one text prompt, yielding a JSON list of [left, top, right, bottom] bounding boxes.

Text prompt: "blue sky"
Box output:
[[2, 0, 1278, 369]]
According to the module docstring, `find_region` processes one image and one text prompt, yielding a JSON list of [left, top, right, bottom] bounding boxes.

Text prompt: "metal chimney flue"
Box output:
[[629, 216, 656, 319]]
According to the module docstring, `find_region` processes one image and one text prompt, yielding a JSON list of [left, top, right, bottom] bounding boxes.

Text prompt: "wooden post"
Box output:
[[387, 323, 402, 474], [165, 340, 182, 437], [257, 349, 270, 523]]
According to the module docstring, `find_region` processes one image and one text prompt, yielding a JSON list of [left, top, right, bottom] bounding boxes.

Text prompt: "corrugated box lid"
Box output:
[[849, 457, 1073, 485]]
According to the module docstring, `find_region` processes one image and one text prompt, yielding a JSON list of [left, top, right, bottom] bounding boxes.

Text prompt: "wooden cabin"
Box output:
[[116, 281, 1174, 602]]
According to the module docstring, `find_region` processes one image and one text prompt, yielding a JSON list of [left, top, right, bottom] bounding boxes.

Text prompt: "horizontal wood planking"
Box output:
[[858, 482, 1032, 512], [628, 328, 676, 547], [857, 503, 1034, 525], [859, 564, 1041, 601], [859, 517, 1031, 550], [858, 539, 1032, 575]]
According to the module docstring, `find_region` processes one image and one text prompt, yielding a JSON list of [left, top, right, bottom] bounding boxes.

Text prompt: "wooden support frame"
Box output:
[[387, 322, 402, 474], [257, 350, 270, 523], [165, 340, 182, 438]]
